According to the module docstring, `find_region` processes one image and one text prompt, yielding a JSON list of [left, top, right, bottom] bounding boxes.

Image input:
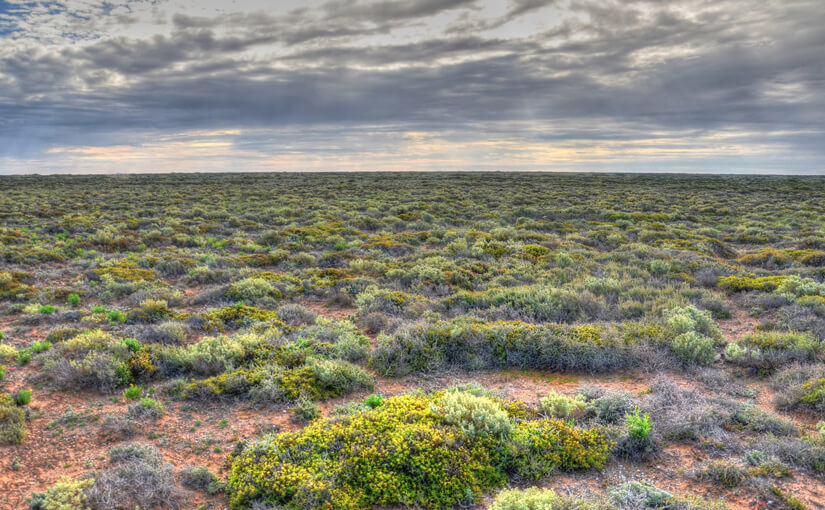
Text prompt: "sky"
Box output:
[[0, 0, 823, 175]]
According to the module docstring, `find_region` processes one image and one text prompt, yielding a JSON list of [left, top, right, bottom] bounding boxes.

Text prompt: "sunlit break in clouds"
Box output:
[[1, 0, 823, 174]]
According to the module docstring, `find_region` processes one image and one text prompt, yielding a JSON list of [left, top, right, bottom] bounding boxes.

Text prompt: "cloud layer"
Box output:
[[1, 0, 823, 174]]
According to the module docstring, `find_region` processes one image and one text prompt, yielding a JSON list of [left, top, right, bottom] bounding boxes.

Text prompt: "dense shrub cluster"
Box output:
[[227, 390, 611, 509], [370, 318, 657, 376]]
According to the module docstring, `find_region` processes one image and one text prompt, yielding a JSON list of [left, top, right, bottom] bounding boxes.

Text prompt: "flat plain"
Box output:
[[1, 173, 825, 510]]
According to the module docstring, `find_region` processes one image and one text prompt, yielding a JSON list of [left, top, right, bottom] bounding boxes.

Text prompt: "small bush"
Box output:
[[0, 394, 26, 444], [291, 396, 321, 422], [626, 406, 652, 440], [67, 293, 81, 307], [672, 331, 716, 366], [0, 343, 17, 362], [276, 303, 317, 326], [29, 476, 94, 510], [694, 460, 749, 487], [30, 340, 51, 354], [123, 385, 143, 400], [127, 397, 164, 421], [430, 388, 513, 438], [39, 304, 56, 314], [107, 309, 126, 323], [85, 443, 184, 509], [14, 388, 32, 406], [180, 465, 225, 495], [363, 394, 385, 409], [139, 321, 186, 344], [540, 390, 587, 419]]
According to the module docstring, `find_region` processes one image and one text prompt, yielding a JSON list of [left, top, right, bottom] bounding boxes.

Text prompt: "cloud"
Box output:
[[0, 0, 823, 174]]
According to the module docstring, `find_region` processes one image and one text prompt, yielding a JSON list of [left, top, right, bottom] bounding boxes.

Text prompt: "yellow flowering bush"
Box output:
[[227, 392, 611, 509]]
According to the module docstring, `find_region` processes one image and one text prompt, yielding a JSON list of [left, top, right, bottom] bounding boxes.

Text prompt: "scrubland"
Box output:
[[1, 173, 824, 509]]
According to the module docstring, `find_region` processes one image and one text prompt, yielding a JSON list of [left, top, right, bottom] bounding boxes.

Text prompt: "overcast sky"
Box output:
[[1, 0, 823, 174]]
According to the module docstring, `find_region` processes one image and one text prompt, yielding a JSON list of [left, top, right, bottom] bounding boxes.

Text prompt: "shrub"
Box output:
[[85, 443, 184, 509], [430, 388, 513, 438], [725, 332, 819, 370], [107, 309, 126, 323], [0, 343, 17, 362], [371, 318, 635, 377], [540, 390, 587, 419], [773, 365, 825, 414], [276, 303, 317, 326], [694, 460, 749, 487], [227, 392, 610, 509], [665, 305, 722, 341], [14, 388, 32, 405], [39, 304, 56, 314], [608, 481, 727, 509], [672, 331, 716, 366], [139, 321, 186, 344], [306, 358, 374, 398], [733, 403, 798, 436], [643, 377, 736, 443], [363, 394, 385, 409], [578, 386, 637, 425], [127, 397, 164, 421], [229, 278, 278, 302], [753, 434, 825, 472], [17, 349, 32, 364], [491, 488, 579, 510], [29, 476, 94, 510], [718, 275, 787, 293], [30, 341, 51, 354], [291, 396, 321, 422], [180, 465, 225, 495], [67, 293, 81, 307], [626, 407, 652, 440], [0, 394, 26, 444]]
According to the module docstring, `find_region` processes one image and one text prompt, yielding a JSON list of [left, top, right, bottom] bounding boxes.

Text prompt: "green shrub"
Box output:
[[14, 388, 32, 406], [626, 406, 652, 440], [67, 293, 81, 307], [672, 331, 716, 366], [17, 349, 32, 364], [91, 305, 106, 313], [29, 476, 94, 510], [371, 318, 634, 377], [291, 396, 321, 422], [181, 465, 225, 495], [123, 385, 143, 400], [0, 394, 26, 444], [30, 341, 51, 354], [229, 277, 279, 302], [726, 332, 819, 370], [430, 388, 513, 438], [363, 394, 385, 409], [107, 309, 126, 323], [540, 390, 587, 419], [127, 397, 164, 421], [39, 304, 56, 314], [665, 305, 722, 341]]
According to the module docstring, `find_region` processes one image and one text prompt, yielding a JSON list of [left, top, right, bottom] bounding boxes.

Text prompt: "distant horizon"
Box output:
[[3, 169, 824, 178], [2, 0, 824, 175]]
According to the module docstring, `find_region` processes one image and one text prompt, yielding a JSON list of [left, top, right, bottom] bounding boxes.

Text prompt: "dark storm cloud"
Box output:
[[0, 0, 823, 172]]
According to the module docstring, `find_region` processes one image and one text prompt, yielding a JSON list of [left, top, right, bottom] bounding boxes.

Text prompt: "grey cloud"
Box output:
[[0, 0, 823, 173]]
